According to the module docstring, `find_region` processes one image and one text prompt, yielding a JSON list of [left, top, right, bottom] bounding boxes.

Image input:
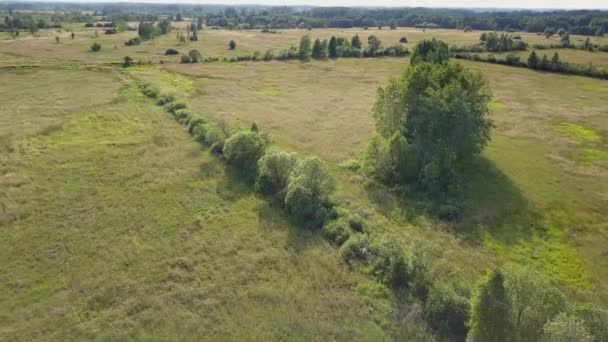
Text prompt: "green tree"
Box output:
[[528, 51, 540, 69], [410, 39, 449, 65], [570, 303, 608, 342], [505, 269, 567, 341], [285, 157, 335, 226], [551, 52, 560, 65], [597, 26, 605, 37], [560, 32, 570, 47], [90, 42, 101, 52], [389, 20, 397, 30], [540, 54, 549, 69], [351, 34, 362, 49], [255, 150, 299, 198], [122, 56, 133, 67], [190, 23, 198, 41], [197, 16, 204, 30], [543, 313, 593, 342], [187, 49, 202, 63], [55, 36, 59, 44], [469, 269, 513, 342], [223, 130, 268, 176], [298, 35, 312, 60], [228, 39, 236, 50], [583, 37, 593, 51], [328, 36, 338, 58], [370, 61, 492, 190], [71, 31, 75, 39], [311, 38, 324, 59], [366, 35, 383, 56]]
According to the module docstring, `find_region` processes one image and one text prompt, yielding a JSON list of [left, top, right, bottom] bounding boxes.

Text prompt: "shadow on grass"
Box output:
[[365, 157, 546, 245], [255, 200, 323, 254], [215, 164, 254, 202]]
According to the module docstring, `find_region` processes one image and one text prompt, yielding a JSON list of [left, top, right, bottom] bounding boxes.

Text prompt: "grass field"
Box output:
[[1, 25, 607, 65], [0, 70, 392, 340], [1, 25, 607, 338], [164, 57, 608, 304]]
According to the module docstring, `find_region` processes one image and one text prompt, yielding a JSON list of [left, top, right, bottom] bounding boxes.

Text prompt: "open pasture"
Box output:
[[0, 70, 388, 340], [1, 21, 608, 339], [164, 55, 608, 303], [1, 24, 607, 65]]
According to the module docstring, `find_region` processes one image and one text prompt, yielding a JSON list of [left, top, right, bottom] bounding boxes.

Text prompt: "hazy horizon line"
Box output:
[[1, 0, 607, 11]]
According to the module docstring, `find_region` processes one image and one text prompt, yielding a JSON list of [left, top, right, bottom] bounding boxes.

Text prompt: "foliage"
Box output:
[[90, 42, 101, 52], [298, 35, 312, 60], [255, 150, 299, 199], [543, 313, 593, 342], [369, 61, 492, 192], [124, 37, 141, 46], [188, 49, 202, 63], [284, 157, 335, 227], [339, 233, 371, 263], [570, 303, 608, 342], [425, 285, 470, 339], [122, 56, 133, 68], [468, 269, 513, 342], [165, 48, 179, 55], [223, 130, 268, 176], [410, 39, 449, 65], [322, 207, 364, 246], [228, 39, 236, 50]]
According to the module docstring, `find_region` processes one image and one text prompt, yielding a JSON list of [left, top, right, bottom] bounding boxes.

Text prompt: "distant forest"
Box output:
[[1, 2, 607, 35]]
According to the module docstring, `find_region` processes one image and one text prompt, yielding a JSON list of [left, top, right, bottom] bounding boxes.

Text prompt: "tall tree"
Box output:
[[328, 36, 338, 58], [298, 35, 312, 60], [351, 34, 361, 49], [370, 57, 492, 190]]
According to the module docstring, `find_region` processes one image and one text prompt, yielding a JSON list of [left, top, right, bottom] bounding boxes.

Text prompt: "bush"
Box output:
[[122, 56, 133, 67], [229, 40, 236, 50], [322, 207, 365, 246], [285, 157, 336, 227], [399, 36, 408, 43], [368, 236, 409, 287], [202, 124, 226, 149], [180, 54, 191, 63], [188, 118, 206, 135], [570, 303, 608, 342], [124, 37, 141, 46], [255, 150, 299, 198], [90, 42, 101, 52], [142, 85, 160, 99], [188, 49, 202, 63], [543, 313, 593, 342], [165, 48, 179, 55], [339, 233, 371, 263], [174, 109, 191, 124], [155, 94, 175, 106], [223, 131, 268, 176], [425, 285, 470, 339], [165, 102, 186, 115]]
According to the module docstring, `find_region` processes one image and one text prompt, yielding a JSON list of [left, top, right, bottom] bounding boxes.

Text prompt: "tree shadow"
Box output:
[[365, 156, 547, 245], [255, 200, 324, 255], [214, 163, 254, 202]]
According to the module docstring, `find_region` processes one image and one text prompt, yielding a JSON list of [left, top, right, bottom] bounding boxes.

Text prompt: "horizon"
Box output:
[[2, 0, 608, 10]]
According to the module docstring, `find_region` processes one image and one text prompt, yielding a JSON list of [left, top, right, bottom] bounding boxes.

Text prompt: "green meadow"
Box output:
[[1, 23, 607, 339]]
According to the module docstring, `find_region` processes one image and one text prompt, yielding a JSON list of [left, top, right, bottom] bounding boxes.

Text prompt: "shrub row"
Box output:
[[452, 52, 608, 80]]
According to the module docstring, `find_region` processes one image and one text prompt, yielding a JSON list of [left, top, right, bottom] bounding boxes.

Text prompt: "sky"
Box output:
[[12, 0, 608, 10]]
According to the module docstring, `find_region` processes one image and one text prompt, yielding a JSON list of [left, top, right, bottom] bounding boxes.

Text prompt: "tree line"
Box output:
[[2, 3, 608, 36]]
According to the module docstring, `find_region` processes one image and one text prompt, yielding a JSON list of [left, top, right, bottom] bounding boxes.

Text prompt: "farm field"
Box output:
[[1, 20, 608, 340]]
